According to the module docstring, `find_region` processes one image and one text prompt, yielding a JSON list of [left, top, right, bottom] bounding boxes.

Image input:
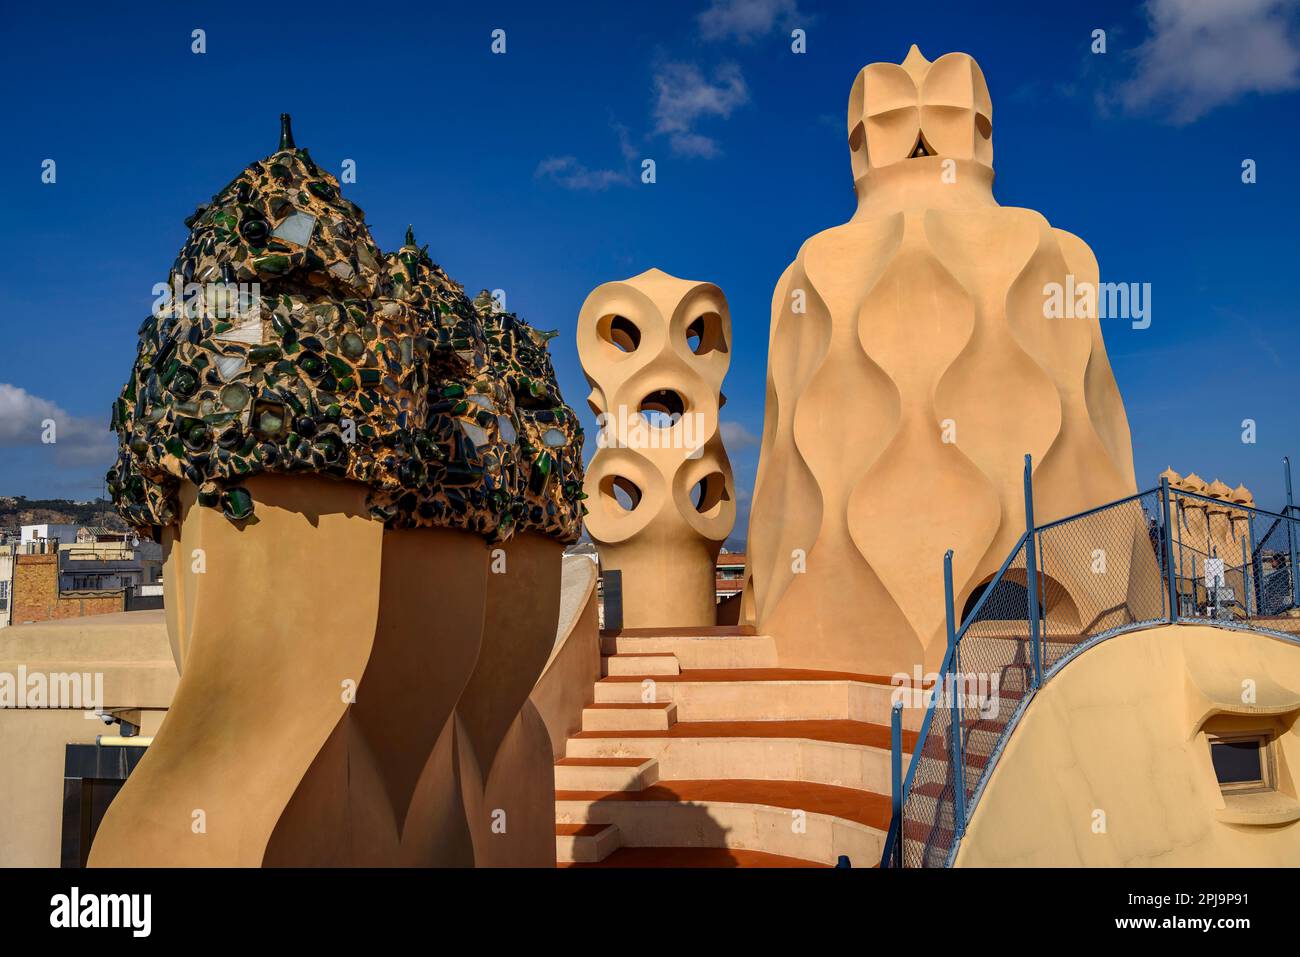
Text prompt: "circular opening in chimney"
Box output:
[[686, 312, 726, 356], [600, 475, 642, 512], [597, 314, 641, 353], [639, 389, 685, 428]]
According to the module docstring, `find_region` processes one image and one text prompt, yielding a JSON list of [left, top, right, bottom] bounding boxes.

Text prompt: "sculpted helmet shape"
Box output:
[[748, 46, 1137, 675], [848, 45, 993, 177]]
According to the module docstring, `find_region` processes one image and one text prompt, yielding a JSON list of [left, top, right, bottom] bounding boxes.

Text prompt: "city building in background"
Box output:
[[716, 551, 745, 602], [2, 524, 163, 625]]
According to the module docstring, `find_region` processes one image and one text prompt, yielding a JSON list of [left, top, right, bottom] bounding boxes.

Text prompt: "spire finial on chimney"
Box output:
[[279, 113, 295, 151]]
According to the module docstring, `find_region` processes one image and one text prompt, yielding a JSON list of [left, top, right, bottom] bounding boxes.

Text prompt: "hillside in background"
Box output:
[[0, 496, 126, 532]]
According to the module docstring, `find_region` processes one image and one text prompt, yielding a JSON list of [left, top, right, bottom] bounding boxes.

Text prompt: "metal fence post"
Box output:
[[945, 549, 965, 837], [1287, 456, 1296, 518], [1286, 457, 1300, 608], [1160, 477, 1178, 622], [1240, 535, 1252, 619], [1248, 516, 1260, 618], [890, 700, 903, 868], [1023, 454, 1042, 688]]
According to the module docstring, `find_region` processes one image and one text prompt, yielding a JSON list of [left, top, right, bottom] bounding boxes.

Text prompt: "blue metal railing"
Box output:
[[881, 456, 1300, 867]]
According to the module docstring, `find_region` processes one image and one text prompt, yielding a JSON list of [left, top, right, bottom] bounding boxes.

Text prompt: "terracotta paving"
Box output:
[[562, 846, 827, 868], [556, 778, 892, 830], [572, 718, 920, 752], [598, 668, 899, 685], [558, 632, 937, 866], [601, 625, 758, 638], [555, 823, 610, 837], [584, 702, 674, 710]]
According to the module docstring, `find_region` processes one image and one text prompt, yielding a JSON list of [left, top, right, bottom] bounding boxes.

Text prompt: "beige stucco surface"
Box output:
[[579, 268, 736, 627], [0, 610, 174, 867], [457, 532, 563, 867], [531, 555, 601, 760], [956, 623, 1300, 866], [262, 519, 489, 866], [747, 46, 1136, 677], [89, 475, 391, 866], [3, 494, 599, 868]]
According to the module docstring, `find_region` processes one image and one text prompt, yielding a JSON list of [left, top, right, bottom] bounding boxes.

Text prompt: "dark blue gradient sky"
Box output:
[[2, 0, 1297, 534]]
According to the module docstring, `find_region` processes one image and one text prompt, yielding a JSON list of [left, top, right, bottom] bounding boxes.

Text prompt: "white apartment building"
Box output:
[[20, 523, 82, 545], [0, 542, 13, 628]]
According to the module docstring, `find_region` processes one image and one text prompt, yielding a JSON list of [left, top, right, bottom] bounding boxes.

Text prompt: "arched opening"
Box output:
[[690, 472, 729, 515], [685, 312, 727, 356], [962, 579, 1042, 624], [639, 389, 685, 428], [961, 570, 1081, 631], [599, 474, 642, 513], [597, 314, 641, 353]]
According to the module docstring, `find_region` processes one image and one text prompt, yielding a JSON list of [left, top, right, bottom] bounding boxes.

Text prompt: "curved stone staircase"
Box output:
[[554, 627, 924, 867]]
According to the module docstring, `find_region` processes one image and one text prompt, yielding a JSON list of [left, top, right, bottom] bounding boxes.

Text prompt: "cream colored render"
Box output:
[[747, 46, 1136, 677], [579, 268, 736, 628], [956, 623, 1300, 867], [89, 476, 388, 866], [0, 610, 175, 867], [530, 555, 601, 761], [456, 532, 565, 867], [0, 543, 601, 867]]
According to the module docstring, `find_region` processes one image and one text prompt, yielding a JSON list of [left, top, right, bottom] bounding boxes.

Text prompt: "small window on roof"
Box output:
[[1209, 733, 1273, 793]]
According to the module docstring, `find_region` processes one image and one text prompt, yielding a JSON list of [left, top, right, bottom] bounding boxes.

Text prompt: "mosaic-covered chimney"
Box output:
[[93, 115, 584, 867]]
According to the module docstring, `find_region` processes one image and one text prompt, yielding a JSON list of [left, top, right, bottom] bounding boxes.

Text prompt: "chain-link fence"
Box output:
[[897, 537, 1032, 868], [1168, 489, 1299, 637], [886, 482, 1300, 868], [1037, 490, 1168, 675]]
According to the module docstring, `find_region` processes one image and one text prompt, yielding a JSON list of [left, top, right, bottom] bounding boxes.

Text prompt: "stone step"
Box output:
[[553, 757, 660, 792], [581, 702, 678, 731], [599, 633, 778, 670], [592, 669, 926, 729], [601, 653, 681, 677], [562, 846, 826, 868], [555, 778, 889, 866], [903, 780, 969, 836], [959, 715, 1013, 758], [555, 823, 622, 864], [566, 719, 916, 794], [900, 754, 992, 828]]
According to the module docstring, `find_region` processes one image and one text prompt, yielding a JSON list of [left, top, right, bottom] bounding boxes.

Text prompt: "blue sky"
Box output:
[[2, 0, 1298, 540]]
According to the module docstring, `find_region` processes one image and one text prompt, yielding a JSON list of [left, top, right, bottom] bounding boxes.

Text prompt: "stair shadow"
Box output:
[[587, 785, 738, 868], [577, 782, 832, 867]]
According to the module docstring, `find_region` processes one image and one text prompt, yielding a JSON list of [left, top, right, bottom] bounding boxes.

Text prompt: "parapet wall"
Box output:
[[956, 623, 1300, 866]]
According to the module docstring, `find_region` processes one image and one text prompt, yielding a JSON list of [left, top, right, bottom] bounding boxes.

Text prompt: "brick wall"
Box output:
[[11, 554, 123, 624]]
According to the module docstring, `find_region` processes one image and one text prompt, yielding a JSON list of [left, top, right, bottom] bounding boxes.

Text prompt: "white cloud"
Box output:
[[534, 156, 628, 191], [669, 132, 722, 158], [0, 383, 116, 468], [614, 122, 638, 163], [698, 0, 804, 43], [653, 62, 749, 158], [720, 420, 760, 449], [1121, 0, 1300, 121]]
